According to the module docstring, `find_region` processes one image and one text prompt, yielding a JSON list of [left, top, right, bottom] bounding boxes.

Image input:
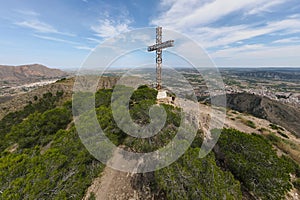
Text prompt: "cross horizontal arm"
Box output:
[[147, 40, 174, 52]]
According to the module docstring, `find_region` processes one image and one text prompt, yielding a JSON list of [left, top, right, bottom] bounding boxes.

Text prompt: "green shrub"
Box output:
[[6, 107, 72, 148], [216, 129, 293, 200], [293, 178, 300, 190], [258, 127, 268, 133], [242, 119, 256, 128], [278, 131, 289, 138], [155, 148, 242, 199], [0, 91, 64, 151], [88, 193, 96, 200], [95, 89, 113, 108], [266, 133, 281, 144], [270, 123, 284, 131], [0, 127, 104, 200]]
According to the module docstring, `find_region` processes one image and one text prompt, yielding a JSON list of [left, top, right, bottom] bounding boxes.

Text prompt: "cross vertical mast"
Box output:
[[148, 27, 174, 90], [156, 27, 162, 90]]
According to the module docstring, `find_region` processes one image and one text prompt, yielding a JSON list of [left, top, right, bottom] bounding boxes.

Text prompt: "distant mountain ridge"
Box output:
[[221, 68, 300, 81], [235, 71, 300, 80], [0, 64, 67, 84]]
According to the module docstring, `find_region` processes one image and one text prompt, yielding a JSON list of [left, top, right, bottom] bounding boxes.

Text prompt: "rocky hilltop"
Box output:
[[1, 77, 300, 200], [0, 64, 67, 84]]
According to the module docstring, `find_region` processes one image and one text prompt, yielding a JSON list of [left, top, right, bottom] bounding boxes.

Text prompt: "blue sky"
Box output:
[[0, 0, 300, 68]]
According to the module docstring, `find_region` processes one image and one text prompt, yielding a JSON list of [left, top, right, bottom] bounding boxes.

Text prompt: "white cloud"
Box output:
[[15, 9, 40, 17], [198, 18, 300, 48], [91, 18, 132, 39], [13, 9, 75, 37], [33, 34, 80, 45], [16, 20, 57, 33], [246, 0, 286, 15], [91, 19, 131, 38], [152, 0, 285, 29], [86, 37, 102, 43], [151, 0, 300, 49], [212, 44, 265, 58], [75, 46, 93, 51], [288, 14, 300, 19], [130, 32, 153, 45], [150, 0, 300, 66], [151, 0, 300, 39], [15, 20, 75, 36], [269, 18, 300, 35], [211, 44, 300, 66], [272, 37, 300, 44]]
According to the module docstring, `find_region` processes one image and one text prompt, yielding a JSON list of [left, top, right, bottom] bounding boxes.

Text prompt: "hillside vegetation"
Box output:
[[0, 84, 299, 199], [215, 129, 298, 199], [0, 91, 104, 199]]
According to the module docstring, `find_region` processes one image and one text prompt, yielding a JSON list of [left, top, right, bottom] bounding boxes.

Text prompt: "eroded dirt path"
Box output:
[[83, 167, 138, 200]]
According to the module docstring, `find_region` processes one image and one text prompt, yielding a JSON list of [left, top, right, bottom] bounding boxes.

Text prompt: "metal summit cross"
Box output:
[[148, 27, 174, 90]]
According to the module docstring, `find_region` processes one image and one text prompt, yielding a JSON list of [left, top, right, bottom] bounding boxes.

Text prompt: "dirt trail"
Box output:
[[83, 166, 138, 200], [83, 144, 140, 200]]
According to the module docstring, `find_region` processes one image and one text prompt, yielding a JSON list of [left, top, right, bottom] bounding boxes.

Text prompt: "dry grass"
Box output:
[[268, 134, 300, 164], [277, 142, 300, 164]]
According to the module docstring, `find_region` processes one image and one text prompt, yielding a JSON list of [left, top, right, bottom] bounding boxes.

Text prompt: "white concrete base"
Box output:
[[157, 90, 167, 99]]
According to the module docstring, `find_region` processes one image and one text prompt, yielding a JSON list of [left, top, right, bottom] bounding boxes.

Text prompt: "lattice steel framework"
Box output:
[[148, 27, 174, 90]]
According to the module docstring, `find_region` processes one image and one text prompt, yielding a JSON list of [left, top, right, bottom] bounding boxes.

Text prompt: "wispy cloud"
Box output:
[[151, 0, 300, 66], [75, 46, 93, 51], [245, 0, 286, 15], [193, 17, 300, 48], [14, 9, 40, 17], [151, 0, 292, 49], [91, 18, 132, 39], [86, 37, 102, 43], [90, 5, 133, 39], [212, 44, 300, 66], [272, 37, 300, 44], [33, 34, 80, 45], [16, 20, 57, 33], [151, 0, 298, 41], [152, 0, 286, 28], [13, 9, 75, 37], [15, 19, 75, 36]]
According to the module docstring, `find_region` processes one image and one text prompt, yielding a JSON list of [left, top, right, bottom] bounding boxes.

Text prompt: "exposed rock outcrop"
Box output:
[[212, 93, 300, 137]]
